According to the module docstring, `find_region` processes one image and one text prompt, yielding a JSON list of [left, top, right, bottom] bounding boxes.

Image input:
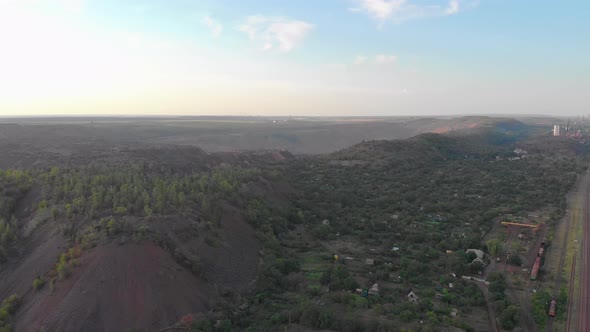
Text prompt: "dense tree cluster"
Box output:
[[269, 133, 584, 331], [488, 272, 520, 330], [40, 164, 260, 220], [0, 170, 32, 261], [289, 134, 583, 284]]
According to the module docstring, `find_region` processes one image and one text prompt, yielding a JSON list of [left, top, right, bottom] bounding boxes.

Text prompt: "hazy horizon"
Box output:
[[0, 113, 574, 119], [1, 0, 588, 117]]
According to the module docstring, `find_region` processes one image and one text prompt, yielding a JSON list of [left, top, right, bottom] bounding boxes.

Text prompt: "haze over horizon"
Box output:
[[1, 0, 588, 117]]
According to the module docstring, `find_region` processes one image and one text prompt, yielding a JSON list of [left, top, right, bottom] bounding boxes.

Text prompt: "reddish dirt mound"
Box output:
[[16, 242, 209, 332], [196, 212, 260, 291]]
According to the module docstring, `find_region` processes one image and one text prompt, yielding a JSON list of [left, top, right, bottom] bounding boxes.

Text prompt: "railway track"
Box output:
[[545, 187, 580, 332], [520, 222, 549, 332], [577, 184, 589, 332], [566, 249, 576, 332]]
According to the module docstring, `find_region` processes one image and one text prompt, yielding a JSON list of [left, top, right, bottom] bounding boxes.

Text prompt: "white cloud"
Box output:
[[238, 15, 314, 53], [375, 54, 397, 64], [354, 55, 368, 65], [446, 0, 460, 15], [202, 15, 223, 38], [351, 0, 474, 24], [353, 0, 406, 22]]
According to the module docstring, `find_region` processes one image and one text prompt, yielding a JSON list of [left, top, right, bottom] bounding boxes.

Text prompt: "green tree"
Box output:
[[51, 207, 59, 221], [499, 305, 519, 330], [144, 205, 153, 217], [65, 203, 73, 219]]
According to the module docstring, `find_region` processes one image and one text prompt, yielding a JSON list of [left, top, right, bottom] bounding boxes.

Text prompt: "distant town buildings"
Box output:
[[553, 118, 586, 138]]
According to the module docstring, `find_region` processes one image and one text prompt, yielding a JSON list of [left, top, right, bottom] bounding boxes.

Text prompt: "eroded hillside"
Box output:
[[0, 150, 292, 331]]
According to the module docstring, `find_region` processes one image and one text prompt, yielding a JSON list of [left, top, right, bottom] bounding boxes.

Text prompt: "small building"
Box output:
[[407, 291, 419, 303], [554, 125, 561, 137], [369, 283, 380, 295], [365, 258, 375, 265], [472, 257, 485, 265], [466, 249, 485, 260]]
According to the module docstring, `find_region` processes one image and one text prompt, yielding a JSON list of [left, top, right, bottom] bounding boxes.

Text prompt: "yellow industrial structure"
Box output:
[[501, 221, 540, 231]]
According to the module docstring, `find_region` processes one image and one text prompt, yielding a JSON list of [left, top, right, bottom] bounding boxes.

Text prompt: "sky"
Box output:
[[0, 0, 588, 117]]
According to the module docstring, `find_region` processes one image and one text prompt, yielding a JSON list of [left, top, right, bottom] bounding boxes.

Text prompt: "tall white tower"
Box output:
[[553, 125, 561, 136]]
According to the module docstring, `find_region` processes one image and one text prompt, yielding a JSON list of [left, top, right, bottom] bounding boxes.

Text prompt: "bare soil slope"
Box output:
[[16, 242, 209, 332], [0, 221, 66, 301]]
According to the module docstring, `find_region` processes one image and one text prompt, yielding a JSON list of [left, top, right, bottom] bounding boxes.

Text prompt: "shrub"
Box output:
[[507, 255, 522, 266], [0, 324, 13, 332], [114, 206, 128, 215], [143, 205, 152, 217], [204, 236, 217, 247], [217, 320, 232, 332], [0, 294, 21, 324], [133, 224, 149, 242], [32, 277, 45, 291], [57, 262, 68, 280], [51, 207, 59, 220], [400, 309, 417, 322], [299, 305, 320, 328]]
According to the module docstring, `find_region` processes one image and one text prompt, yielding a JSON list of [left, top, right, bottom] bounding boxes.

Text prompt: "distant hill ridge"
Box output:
[[330, 117, 528, 163]]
